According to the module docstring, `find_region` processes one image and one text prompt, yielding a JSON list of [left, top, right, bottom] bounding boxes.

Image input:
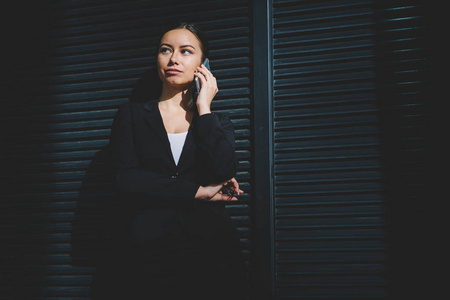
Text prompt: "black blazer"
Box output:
[[109, 99, 238, 244]]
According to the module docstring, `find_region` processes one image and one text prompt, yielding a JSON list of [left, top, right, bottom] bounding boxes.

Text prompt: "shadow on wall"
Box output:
[[71, 145, 118, 267], [372, 2, 434, 298], [71, 68, 162, 268], [0, 1, 57, 298]]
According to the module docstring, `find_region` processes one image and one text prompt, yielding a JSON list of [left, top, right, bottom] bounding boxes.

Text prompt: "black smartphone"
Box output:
[[221, 186, 237, 200], [194, 58, 210, 93]]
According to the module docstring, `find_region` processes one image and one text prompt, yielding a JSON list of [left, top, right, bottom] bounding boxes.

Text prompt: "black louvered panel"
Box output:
[[273, 1, 388, 299], [374, 3, 430, 206], [1, 1, 252, 299], [372, 2, 431, 298]]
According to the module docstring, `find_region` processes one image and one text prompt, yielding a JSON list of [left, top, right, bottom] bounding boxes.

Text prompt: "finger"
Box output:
[[211, 193, 237, 201], [227, 178, 240, 194], [225, 195, 238, 201], [199, 63, 211, 75], [195, 71, 208, 87], [196, 65, 208, 77], [197, 65, 214, 82], [194, 70, 207, 84], [232, 179, 240, 191], [219, 186, 236, 201], [225, 177, 236, 186]]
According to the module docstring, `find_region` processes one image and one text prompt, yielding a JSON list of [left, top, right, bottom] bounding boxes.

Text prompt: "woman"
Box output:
[[91, 23, 247, 299]]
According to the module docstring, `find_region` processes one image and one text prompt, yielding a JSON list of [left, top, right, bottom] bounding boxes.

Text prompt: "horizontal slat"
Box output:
[[276, 193, 385, 206], [275, 125, 380, 143], [273, 1, 371, 15], [277, 263, 386, 275], [274, 49, 374, 67], [274, 136, 380, 152], [276, 204, 384, 217], [274, 60, 375, 78], [274, 82, 376, 99], [276, 275, 386, 287], [275, 182, 384, 195], [274, 38, 374, 57], [275, 147, 380, 162], [276, 288, 387, 299], [275, 71, 375, 89], [276, 240, 387, 251], [277, 252, 386, 263], [274, 92, 377, 109], [277, 228, 385, 241]]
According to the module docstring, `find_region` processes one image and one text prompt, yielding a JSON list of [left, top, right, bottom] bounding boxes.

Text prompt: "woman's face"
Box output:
[[157, 28, 203, 90]]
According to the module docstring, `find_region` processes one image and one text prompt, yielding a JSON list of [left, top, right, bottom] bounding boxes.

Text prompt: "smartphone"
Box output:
[[194, 58, 210, 93], [221, 186, 237, 200]]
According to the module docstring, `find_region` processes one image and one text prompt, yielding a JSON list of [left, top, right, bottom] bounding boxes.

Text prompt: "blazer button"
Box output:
[[171, 173, 178, 179]]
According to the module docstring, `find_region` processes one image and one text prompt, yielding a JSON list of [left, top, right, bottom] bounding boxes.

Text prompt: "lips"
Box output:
[[165, 68, 182, 75]]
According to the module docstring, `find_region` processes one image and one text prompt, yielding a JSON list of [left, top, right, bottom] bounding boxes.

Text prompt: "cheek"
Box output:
[[156, 56, 165, 68], [187, 58, 202, 72], [156, 58, 166, 76]]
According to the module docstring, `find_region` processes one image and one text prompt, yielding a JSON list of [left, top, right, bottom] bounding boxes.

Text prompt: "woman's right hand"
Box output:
[[195, 180, 239, 202], [194, 63, 218, 116]]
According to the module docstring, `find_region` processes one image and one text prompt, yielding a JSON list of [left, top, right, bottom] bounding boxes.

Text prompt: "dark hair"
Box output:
[[155, 22, 209, 61]]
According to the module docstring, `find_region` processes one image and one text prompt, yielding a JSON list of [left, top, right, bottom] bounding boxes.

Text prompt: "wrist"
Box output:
[[196, 102, 211, 116], [195, 186, 208, 200]]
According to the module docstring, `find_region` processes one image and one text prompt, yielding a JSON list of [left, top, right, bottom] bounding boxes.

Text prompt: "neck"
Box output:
[[159, 84, 194, 111]]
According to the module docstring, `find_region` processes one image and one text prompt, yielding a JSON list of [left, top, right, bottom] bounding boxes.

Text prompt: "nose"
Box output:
[[169, 51, 180, 65]]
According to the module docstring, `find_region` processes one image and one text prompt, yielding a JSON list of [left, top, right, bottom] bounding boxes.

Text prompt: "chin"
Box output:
[[165, 79, 192, 91]]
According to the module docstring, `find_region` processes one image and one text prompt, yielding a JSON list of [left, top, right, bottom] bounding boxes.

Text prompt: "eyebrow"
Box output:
[[180, 44, 196, 50], [160, 43, 196, 50]]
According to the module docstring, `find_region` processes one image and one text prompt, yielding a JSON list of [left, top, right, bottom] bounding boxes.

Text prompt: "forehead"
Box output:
[[160, 29, 201, 47]]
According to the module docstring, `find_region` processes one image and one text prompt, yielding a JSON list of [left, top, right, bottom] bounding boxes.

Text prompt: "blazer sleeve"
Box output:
[[110, 102, 200, 209], [194, 112, 238, 184]]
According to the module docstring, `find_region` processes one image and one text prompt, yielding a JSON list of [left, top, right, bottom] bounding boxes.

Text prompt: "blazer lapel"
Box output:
[[177, 111, 198, 169], [143, 100, 198, 169], [143, 100, 174, 164]]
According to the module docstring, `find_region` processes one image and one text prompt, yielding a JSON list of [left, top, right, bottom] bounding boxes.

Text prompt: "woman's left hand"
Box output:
[[223, 177, 244, 196], [194, 177, 243, 202], [194, 63, 218, 115]]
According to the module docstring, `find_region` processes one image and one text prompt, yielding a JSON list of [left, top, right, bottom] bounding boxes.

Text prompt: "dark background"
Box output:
[[1, 1, 437, 299]]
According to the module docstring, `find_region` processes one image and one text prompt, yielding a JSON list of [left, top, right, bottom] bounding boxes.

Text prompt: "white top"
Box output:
[[167, 131, 188, 166]]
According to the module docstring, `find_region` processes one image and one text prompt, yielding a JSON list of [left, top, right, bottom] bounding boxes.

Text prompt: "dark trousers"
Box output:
[[91, 230, 247, 300]]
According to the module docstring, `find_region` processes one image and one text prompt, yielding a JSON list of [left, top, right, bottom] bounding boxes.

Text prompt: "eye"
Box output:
[[160, 47, 172, 54], [181, 49, 192, 55]]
